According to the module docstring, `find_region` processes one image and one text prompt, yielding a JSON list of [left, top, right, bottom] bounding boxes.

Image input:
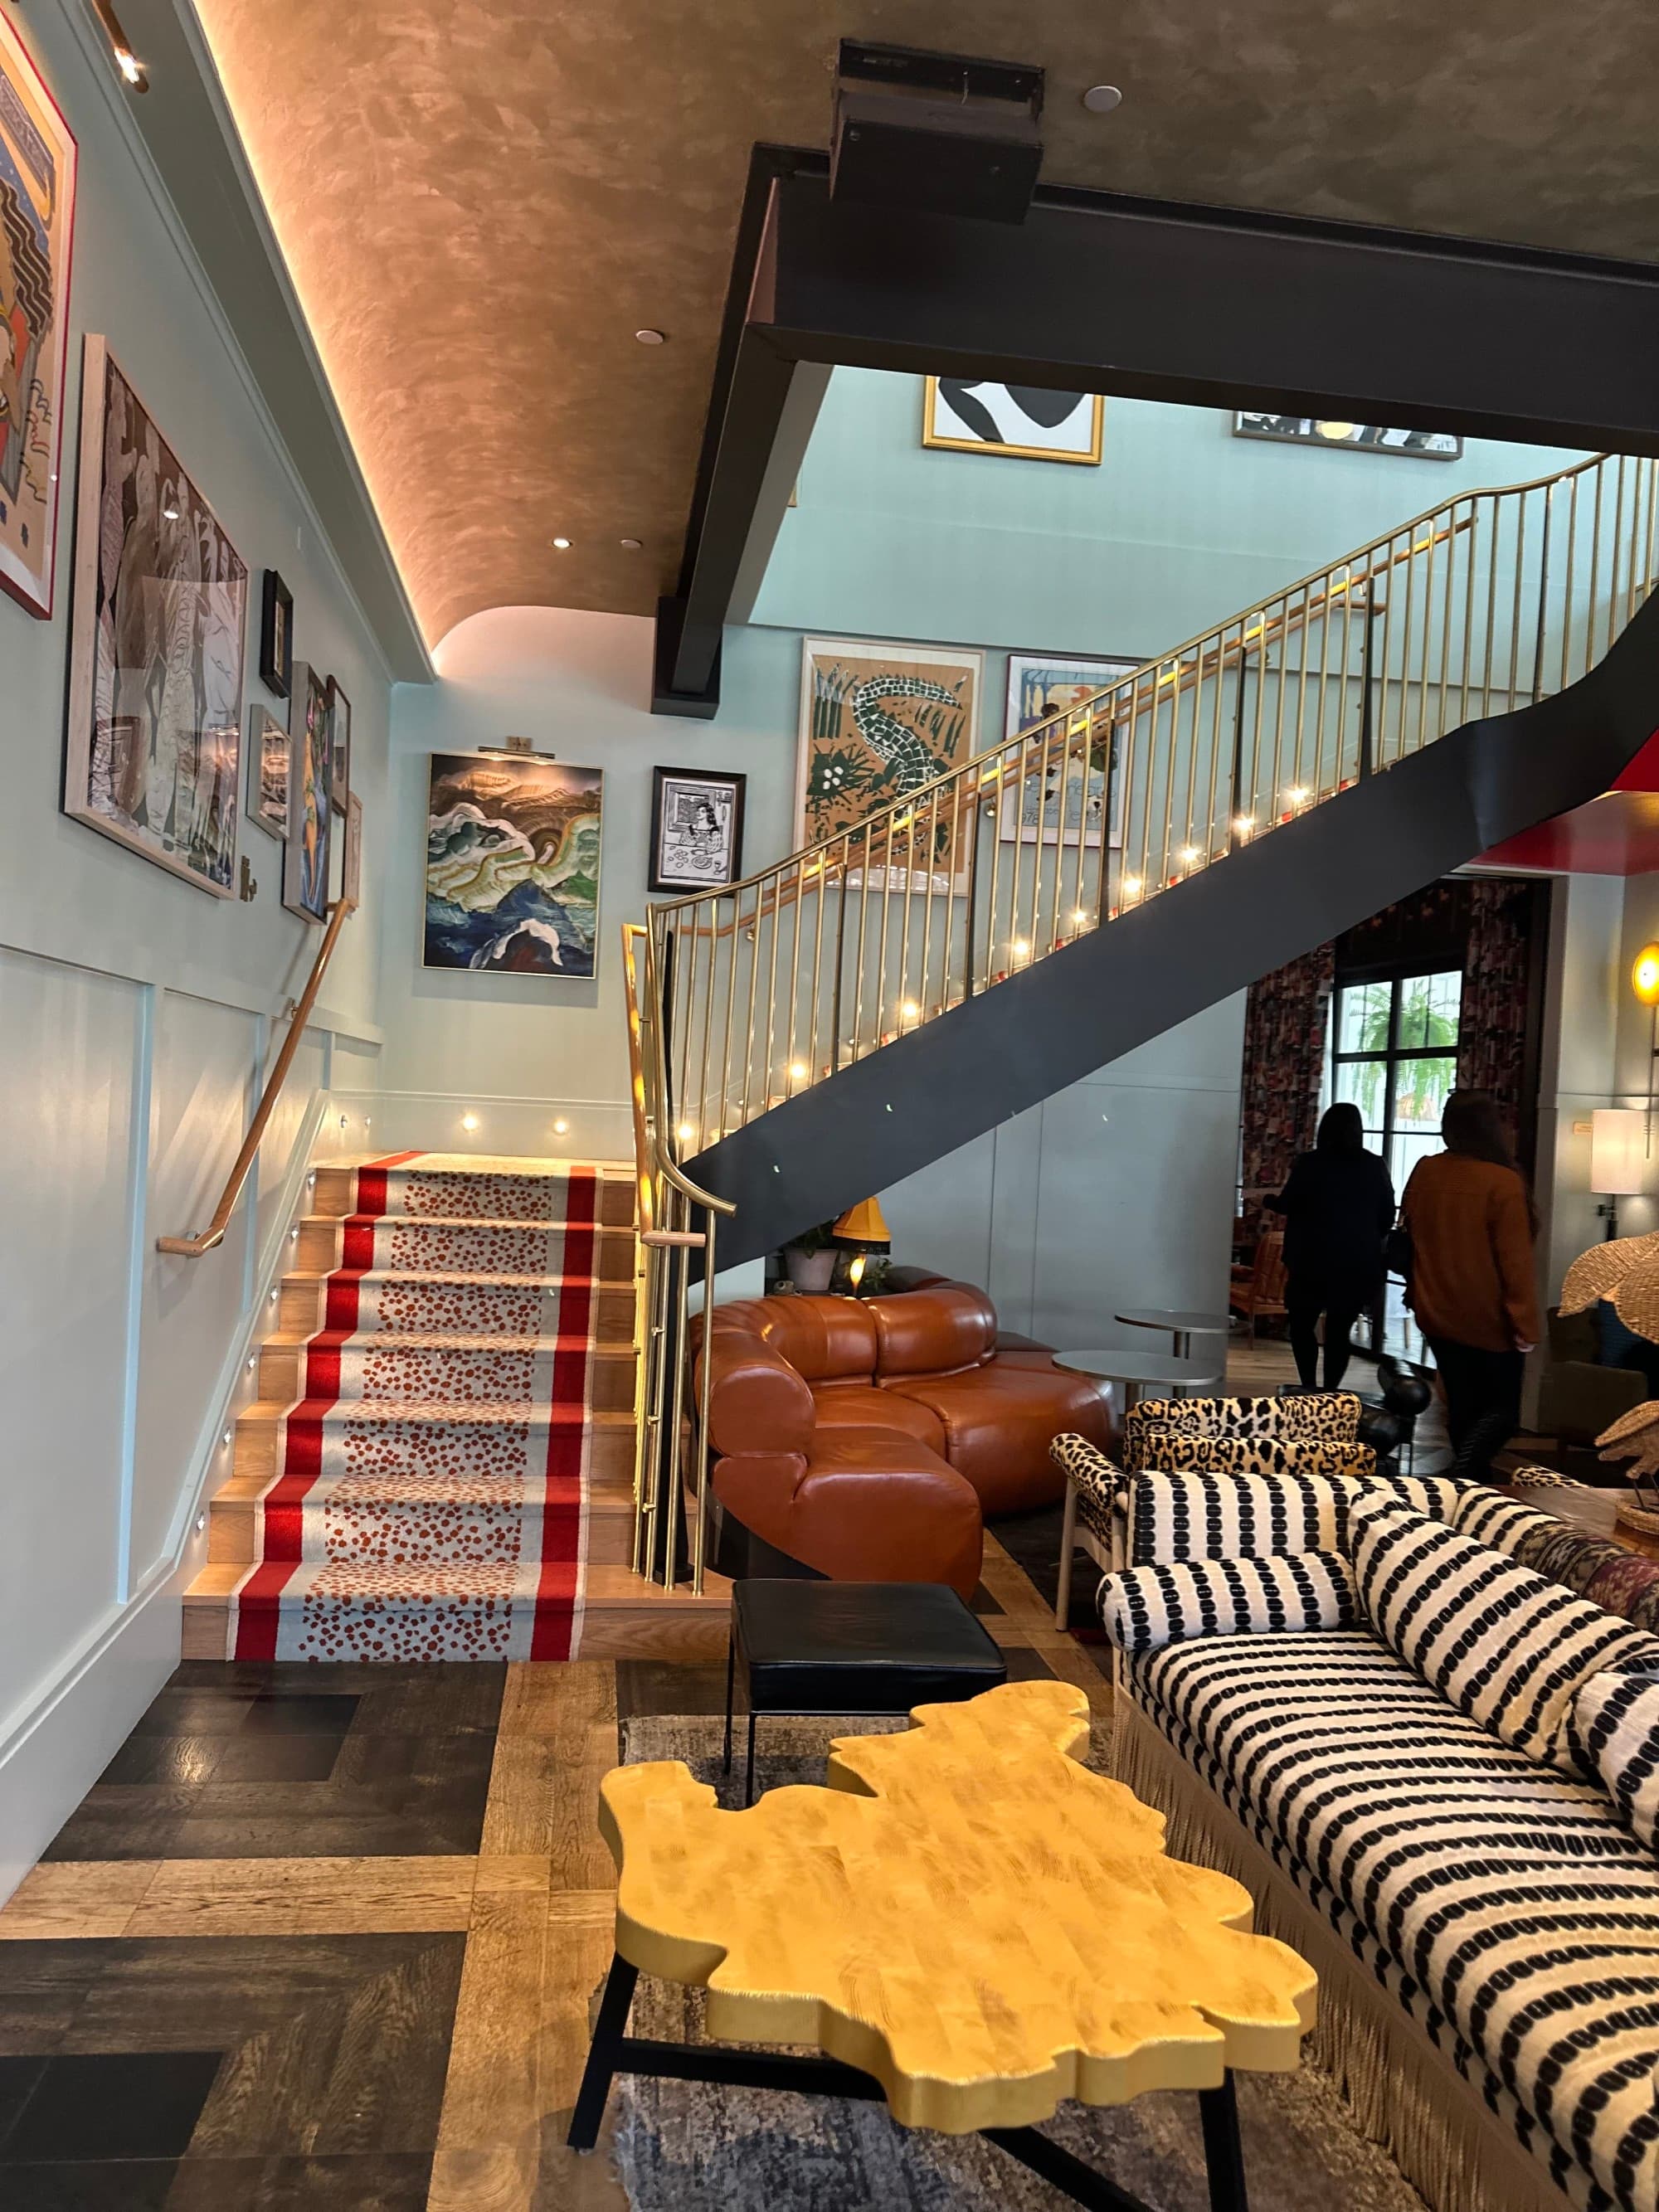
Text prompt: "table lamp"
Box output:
[[831, 1196, 892, 1293], [1591, 1108, 1644, 1240]]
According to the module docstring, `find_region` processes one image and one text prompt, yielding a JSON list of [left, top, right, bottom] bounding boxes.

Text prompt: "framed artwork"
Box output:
[[342, 791, 364, 906], [259, 569, 293, 695], [1233, 413, 1462, 460], [326, 674, 351, 807], [797, 638, 982, 877], [247, 704, 289, 839], [425, 752, 601, 978], [64, 336, 249, 895], [923, 378, 1102, 465], [1000, 654, 1139, 848], [649, 766, 746, 893], [282, 661, 331, 921], [0, 9, 76, 618]]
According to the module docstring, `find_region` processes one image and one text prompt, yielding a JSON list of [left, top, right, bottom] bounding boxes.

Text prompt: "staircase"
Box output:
[[184, 1152, 730, 1660], [641, 450, 1659, 1267]]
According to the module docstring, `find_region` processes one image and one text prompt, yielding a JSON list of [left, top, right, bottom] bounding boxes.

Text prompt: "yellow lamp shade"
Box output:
[[832, 1197, 891, 1248], [1635, 944, 1659, 1007]]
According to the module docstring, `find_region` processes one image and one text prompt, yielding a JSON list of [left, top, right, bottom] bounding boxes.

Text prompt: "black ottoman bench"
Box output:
[[722, 1580, 1008, 1805]]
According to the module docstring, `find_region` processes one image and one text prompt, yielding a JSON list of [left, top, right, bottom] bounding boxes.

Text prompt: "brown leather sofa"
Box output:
[[695, 1278, 1111, 1597]]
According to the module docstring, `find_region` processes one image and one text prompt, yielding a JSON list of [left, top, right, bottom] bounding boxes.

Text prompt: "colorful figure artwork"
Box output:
[[64, 338, 249, 895], [425, 752, 601, 977], [1001, 654, 1140, 848], [796, 639, 982, 868], [1233, 414, 1462, 459], [0, 11, 76, 618], [649, 766, 745, 892], [281, 662, 331, 921]]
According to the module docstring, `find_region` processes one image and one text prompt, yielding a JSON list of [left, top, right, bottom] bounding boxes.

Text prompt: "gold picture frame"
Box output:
[[922, 379, 1103, 465]]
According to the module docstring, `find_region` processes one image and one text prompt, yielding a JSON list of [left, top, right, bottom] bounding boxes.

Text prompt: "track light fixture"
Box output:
[[88, 0, 148, 90]]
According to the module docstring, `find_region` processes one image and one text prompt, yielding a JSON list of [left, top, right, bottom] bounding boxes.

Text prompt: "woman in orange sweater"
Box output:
[[1400, 1089, 1541, 1484]]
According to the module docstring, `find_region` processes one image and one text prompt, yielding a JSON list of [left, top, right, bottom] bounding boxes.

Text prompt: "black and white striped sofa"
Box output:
[[1099, 1467, 1659, 2212]]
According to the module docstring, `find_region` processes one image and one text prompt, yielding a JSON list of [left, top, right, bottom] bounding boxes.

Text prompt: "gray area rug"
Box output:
[[610, 1714, 1426, 2212]]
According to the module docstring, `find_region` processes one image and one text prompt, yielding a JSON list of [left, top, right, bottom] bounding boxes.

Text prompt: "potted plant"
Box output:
[[781, 1221, 839, 1294]]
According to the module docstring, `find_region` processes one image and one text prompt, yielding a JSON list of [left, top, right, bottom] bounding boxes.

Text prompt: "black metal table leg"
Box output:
[[743, 1710, 757, 1806], [722, 1632, 736, 1775], [1199, 2073, 1249, 2212], [983, 2124, 1151, 2211], [566, 1952, 640, 2151]]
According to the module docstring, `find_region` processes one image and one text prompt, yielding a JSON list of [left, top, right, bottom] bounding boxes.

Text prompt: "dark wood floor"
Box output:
[[0, 1534, 1107, 2210]]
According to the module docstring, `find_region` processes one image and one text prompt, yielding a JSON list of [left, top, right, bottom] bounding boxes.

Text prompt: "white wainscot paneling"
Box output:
[[0, 949, 142, 1735], [255, 1030, 328, 1257], [130, 989, 258, 1584]]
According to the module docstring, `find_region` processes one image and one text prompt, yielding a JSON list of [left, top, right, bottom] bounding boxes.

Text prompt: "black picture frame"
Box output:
[[260, 569, 294, 697], [326, 675, 352, 809], [649, 766, 747, 894]]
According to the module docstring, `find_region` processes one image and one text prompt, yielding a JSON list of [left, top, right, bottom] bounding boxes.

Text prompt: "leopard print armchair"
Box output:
[[1122, 1393, 1374, 1478]]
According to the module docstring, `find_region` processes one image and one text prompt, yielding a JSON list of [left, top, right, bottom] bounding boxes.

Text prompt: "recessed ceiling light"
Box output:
[[620, 537, 643, 550], [634, 328, 666, 346], [1082, 84, 1123, 114], [552, 536, 572, 549]]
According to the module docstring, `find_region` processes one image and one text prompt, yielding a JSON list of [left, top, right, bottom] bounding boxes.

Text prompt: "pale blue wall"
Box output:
[[754, 371, 1593, 661]]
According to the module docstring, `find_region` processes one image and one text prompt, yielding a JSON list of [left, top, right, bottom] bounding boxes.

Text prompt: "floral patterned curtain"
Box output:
[[1458, 877, 1535, 1145], [1239, 942, 1335, 1213]]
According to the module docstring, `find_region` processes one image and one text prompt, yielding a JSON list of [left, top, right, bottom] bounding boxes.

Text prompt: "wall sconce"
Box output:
[[1592, 1109, 1644, 1240], [1632, 942, 1659, 1154]]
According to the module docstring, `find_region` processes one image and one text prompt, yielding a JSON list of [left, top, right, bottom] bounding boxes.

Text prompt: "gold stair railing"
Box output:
[[622, 921, 734, 1592], [158, 897, 358, 1258], [627, 448, 1659, 1577], [650, 450, 1657, 1155]]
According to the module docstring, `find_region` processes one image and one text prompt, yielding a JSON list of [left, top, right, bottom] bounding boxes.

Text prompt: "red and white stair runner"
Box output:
[[226, 1153, 604, 1662]]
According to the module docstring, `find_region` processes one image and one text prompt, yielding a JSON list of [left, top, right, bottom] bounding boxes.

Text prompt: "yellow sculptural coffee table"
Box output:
[[568, 1679, 1315, 2209]]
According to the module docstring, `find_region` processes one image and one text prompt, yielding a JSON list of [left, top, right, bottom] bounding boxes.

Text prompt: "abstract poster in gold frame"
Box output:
[[0, 7, 77, 618], [922, 379, 1102, 464], [64, 336, 249, 895], [795, 638, 982, 871]]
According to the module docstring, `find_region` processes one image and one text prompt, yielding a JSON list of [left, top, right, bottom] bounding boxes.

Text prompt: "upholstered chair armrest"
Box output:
[[699, 1330, 815, 1459], [1051, 1432, 1129, 1564]]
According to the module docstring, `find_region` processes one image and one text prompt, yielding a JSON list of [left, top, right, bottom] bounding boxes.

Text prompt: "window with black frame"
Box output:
[[1326, 966, 1462, 1356]]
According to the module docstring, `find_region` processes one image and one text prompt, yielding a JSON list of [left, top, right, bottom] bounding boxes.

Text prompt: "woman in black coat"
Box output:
[[1267, 1102, 1395, 1390]]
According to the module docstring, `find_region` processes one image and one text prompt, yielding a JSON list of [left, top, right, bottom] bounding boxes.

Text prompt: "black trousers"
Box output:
[[1426, 1337, 1525, 1484], [1285, 1276, 1373, 1391]]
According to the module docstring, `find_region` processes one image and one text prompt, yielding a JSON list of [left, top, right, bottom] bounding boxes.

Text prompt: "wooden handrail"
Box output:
[[157, 898, 357, 1257]]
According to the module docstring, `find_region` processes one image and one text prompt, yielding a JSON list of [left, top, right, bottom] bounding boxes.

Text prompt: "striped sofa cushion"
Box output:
[[1127, 1468, 1464, 1565], [1349, 1496, 1659, 1769], [1129, 1629, 1659, 2211], [1570, 1670, 1659, 1850], [1099, 1551, 1357, 1652], [1449, 1485, 1566, 1556]]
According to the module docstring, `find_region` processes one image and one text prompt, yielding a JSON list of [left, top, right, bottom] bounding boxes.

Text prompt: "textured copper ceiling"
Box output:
[[195, 1, 1659, 648]]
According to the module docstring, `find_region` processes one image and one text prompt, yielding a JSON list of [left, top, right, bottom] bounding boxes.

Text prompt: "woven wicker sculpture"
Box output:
[[1559, 1232, 1659, 1517]]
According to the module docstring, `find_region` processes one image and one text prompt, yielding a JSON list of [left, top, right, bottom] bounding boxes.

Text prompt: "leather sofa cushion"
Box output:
[[868, 1283, 996, 1378], [809, 1383, 946, 1453], [750, 1294, 879, 1382], [703, 1331, 815, 1458], [713, 1429, 984, 1597], [887, 1360, 1108, 1515]]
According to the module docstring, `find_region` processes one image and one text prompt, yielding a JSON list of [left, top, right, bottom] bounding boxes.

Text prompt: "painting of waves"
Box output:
[[424, 752, 602, 978]]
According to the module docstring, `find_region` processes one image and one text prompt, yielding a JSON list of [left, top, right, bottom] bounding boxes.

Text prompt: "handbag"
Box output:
[[1383, 1222, 1413, 1281]]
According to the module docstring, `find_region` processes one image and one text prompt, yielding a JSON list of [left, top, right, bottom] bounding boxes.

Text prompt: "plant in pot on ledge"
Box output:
[[781, 1221, 839, 1294]]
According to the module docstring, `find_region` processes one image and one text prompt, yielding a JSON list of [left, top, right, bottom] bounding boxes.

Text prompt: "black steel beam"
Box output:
[[685, 591, 1659, 1264], [665, 158, 1659, 706]]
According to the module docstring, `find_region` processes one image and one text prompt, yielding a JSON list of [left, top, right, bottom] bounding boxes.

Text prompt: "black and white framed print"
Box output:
[[649, 766, 747, 893], [1233, 414, 1462, 460], [260, 569, 294, 695], [923, 379, 1103, 464], [326, 675, 351, 809], [248, 704, 289, 839]]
